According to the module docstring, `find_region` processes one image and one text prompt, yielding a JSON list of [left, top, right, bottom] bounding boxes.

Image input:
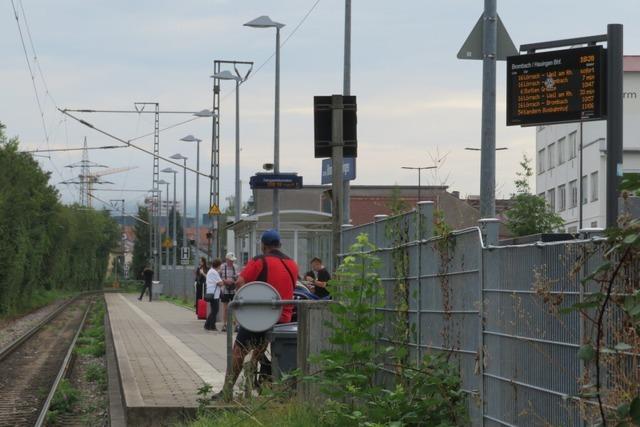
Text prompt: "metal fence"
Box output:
[[339, 201, 630, 426], [159, 265, 197, 302]]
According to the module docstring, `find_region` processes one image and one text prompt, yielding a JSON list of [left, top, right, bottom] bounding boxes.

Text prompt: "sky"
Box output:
[[2, 0, 639, 216]]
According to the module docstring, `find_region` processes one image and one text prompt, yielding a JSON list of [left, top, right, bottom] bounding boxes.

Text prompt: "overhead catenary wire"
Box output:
[[59, 108, 213, 180], [10, 0, 50, 152]]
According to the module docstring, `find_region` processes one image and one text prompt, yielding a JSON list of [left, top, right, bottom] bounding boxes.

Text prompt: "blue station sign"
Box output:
[[249, 173, 303, 190], [321, 158, 356, 185]]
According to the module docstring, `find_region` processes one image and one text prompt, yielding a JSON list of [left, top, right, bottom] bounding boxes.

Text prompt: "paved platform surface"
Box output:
[[106, 293, 228, 423]]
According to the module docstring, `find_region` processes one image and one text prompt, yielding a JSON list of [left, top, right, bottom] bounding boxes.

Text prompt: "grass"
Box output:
[[181, 401, 322, 427], [0, 289, 74, 321], [75, 299, 106, 358], [85, 362, 107, 391], [46, 379, 80, 424], [160, 294, 194, 311]]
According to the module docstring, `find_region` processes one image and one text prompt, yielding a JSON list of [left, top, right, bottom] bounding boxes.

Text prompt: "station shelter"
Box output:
[[226, 209, 333, 271]]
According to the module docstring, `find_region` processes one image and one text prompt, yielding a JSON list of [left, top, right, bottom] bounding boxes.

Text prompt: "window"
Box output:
[[558, 184, 566, 211], [538, 192, 545, 199], [568, 131, 577, 159], [591, 221, 598, 228], [558, 137, 566, 165], [548, 143, 556, 169], [581, 175, 588, 205], [569, 180, 578, 208], [537, 148, 546, 174], [591, 172, 599, 201], [547, 188, 556, 211]]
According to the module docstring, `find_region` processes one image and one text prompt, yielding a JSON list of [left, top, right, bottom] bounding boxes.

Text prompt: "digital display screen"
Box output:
[[507, 46, 606, 126]]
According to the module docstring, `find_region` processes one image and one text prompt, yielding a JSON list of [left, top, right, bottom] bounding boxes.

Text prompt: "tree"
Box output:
[[505, 154, 564, 236], [0, 122, 119, 315]]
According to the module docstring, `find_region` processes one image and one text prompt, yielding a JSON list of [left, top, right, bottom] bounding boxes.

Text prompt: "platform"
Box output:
[[106, 293, 227, 426]]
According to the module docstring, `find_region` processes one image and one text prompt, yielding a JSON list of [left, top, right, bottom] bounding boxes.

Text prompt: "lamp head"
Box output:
[[193, 109, 215, 118], [211, 70, 241, 81], [170, 153, 187, 160], [161, 167, 177, 174], [180, 135, 200, 143], [244, 15, 285, 29]]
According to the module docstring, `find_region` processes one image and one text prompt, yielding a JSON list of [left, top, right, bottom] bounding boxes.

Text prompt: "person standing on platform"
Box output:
[[220, 252, 238, 332], [214, 230, 297, 401], [304, 257, 331, 299], [138, 264, 154, 302], [195, 257, 208, 309], [204, 258, 223, 331]]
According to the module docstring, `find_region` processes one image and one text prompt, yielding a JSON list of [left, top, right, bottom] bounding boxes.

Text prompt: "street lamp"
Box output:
[[401, 166, 437, 203], [170, 153, 188, 298], [180, 135, 202, 261], [157, 179, 170, 270], [161, 167, 178, 290], [245, 15, 285, 230], [147, 188, 162, 285], [211, 70, 244, 223]]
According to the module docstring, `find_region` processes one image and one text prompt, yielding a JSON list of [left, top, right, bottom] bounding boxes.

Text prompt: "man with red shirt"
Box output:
[[214, 229, 297, 400]]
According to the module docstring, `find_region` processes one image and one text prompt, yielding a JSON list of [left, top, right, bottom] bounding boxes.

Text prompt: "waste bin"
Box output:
[[268, 323, 298, 379], [152, 281, 163, 298]]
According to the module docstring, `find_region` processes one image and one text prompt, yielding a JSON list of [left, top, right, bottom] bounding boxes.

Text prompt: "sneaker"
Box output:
[[221, 325, 227, 332]]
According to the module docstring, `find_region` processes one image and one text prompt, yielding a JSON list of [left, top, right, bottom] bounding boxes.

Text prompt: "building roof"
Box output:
[[624, 55, 640, 72]]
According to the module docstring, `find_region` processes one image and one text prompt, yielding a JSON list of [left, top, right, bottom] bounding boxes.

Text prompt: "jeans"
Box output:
[[204, 297, 219, 330], [139, 283, 152, 301]]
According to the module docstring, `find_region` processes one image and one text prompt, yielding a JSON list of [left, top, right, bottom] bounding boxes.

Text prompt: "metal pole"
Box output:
[[418, 169, 421, 203], [331, 95, 344, 269], [183, 159, 187, 299], [235, 80, 241, 222], [273, 27, 281, 231], [173, 172, 177, 284], [195, 140, 200, 264], [606, 24, 623, 228], [579, 119, 584, 230], [155, 194, 161, 285], [342, 0, 352, 225], [480, 0, 497, 218], [165, 182, 170, 274]]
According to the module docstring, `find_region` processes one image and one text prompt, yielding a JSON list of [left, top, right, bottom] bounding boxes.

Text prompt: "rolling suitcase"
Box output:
[[197, 297, 207, 320]]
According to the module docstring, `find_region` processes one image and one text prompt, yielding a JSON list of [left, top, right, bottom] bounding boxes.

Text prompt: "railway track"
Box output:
[[0, 295, 93, 427]]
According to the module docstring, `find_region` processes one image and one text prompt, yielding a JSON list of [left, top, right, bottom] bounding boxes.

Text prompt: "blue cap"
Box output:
[[261, 229, 281, 246]]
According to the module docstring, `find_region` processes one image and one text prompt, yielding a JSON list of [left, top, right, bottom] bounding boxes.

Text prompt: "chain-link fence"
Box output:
[[338, 201, 632, 426]]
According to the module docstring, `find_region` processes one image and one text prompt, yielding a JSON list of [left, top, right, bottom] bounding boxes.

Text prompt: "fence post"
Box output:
[[477, 218, 500, 426], [416, 202, 434, 366]]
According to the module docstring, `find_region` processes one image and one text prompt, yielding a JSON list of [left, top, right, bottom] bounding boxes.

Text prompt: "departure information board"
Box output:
[[507, 46, 606, 126]]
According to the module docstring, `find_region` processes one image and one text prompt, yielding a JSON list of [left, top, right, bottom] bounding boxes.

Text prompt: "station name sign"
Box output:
[[506, 46, 606, 126], [249, 173, 303, 190]]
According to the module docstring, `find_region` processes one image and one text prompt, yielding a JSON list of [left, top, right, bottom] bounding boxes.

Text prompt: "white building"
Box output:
[[536, 56, 640, 232]]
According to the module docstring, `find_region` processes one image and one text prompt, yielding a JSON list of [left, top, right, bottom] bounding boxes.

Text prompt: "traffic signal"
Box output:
[[314, 95, 357, 158]]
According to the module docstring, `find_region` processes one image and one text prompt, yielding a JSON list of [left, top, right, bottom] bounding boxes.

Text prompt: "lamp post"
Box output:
[[180, 135, 202, 261], [401, 166, 437, 204], [170, 154, 188, 299], [211, 70, 244, 223], [245, 15, 285, 230], [157, 179, 170, 272], [161, 167, 178, 294], [146, 189, 162, 284]]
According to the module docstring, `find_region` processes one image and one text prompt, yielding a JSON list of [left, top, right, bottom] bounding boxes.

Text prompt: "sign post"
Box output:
[[606, 24, 623, 228], [331, 95, 344, 270]]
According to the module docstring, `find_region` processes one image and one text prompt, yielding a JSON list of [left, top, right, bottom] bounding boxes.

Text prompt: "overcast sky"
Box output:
[[2, 0, 639, 215]]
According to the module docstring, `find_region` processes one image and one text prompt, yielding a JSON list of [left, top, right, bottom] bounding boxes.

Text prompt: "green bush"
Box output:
[[0, 123, 119, 317], [310, 233, 468, 426]]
